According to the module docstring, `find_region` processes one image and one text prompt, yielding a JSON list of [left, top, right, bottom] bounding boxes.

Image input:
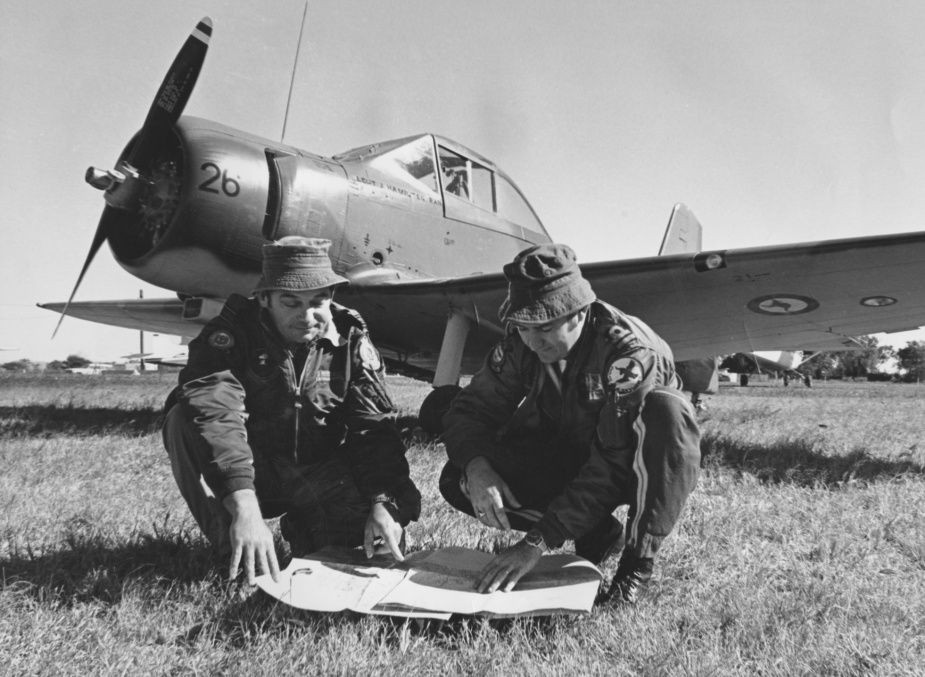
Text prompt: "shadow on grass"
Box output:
[[701, 431, 925, 488], [0, 404, 164, 438], [0, 522, 381, 647], [0, 525, 222, 606], [1, 522, 585, 648]]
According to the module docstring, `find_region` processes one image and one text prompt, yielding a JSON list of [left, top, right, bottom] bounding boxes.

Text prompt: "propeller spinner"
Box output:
[[54, 17, 213, 337]]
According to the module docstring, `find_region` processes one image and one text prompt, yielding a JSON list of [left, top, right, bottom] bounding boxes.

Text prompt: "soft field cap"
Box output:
[[499, 243, 595, 325], [254, 237, 349, 293]]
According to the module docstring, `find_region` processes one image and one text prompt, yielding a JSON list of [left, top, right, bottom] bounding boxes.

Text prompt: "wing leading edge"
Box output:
[[340, 229, 925, 365], [38, 297, 193, 337], [40, 229, 925, 370]]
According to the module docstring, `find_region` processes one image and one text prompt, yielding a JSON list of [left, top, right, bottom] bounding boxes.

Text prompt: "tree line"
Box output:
[[720, 338, 925, 383], [2, 354, 92, 373]]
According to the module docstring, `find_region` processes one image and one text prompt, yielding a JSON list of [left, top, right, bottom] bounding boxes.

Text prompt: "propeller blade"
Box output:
[[55, 18, 213, 338], [127, 16, 212, 168], [53, 206, 114, 338]]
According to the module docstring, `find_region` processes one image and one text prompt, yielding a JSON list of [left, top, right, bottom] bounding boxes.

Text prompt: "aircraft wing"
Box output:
[[340, 229, 925, 366], [37, 297, 197, 338], [39, 230, 925, 373]]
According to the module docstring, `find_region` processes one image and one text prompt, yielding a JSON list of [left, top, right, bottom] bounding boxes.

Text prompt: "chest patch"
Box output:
[[358, 336, 381, 371], [606, 357, 643, 395], [207, 330, 234, 350], [581, 373, 605, 401]]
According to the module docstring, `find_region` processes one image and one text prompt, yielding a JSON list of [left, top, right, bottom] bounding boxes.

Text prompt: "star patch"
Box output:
[[606, 357, 643, 395], [207, 330, 234, 350], [358, 336, 381, 371]]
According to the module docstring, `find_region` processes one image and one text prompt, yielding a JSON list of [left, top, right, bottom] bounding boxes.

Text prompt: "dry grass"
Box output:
[[1, 373, 923, 676]]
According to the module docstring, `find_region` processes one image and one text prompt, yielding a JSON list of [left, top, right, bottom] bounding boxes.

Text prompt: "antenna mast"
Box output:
[[281, 2, 309, 144]]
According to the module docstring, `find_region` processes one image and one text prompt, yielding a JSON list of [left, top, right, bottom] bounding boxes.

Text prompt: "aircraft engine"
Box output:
[[99, 118, 272, 298], [99, 117, 350, 299]]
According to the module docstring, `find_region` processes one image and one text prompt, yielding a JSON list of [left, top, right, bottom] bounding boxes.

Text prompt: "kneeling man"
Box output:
[[164, 237, 420, 584], [440, 243, 700, 604]]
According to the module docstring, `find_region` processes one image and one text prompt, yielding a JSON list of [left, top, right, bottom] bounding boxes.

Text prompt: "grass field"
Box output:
[[1, 373, 923, 676]]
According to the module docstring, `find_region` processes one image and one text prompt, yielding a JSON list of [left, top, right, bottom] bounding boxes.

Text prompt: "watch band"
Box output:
[[371, 493, 399, 511], [524, 528, 549, 553]]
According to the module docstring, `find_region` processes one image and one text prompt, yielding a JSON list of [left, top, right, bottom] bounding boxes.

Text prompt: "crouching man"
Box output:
[[440, 243, 700, 604], [163, 237, 420, 584]]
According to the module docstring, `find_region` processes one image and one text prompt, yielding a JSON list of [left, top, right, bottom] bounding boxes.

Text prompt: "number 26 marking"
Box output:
[[198, 162, 240, 197]]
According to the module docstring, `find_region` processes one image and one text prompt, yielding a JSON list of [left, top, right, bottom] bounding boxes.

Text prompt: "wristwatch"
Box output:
[[371, 493, 399, 512], [524, 528, 548, 553]]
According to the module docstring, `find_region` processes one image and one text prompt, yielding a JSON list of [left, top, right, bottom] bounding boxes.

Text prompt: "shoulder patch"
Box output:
[[207, 329, 235, 350], [606, 357, 643, 395], [357, 336, 381, 371], [489, 341, 509, 373], [606, 324, 640, 352]]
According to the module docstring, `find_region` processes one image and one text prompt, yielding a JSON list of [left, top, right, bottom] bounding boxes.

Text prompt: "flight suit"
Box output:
[[441, 300, 700, 560], [163, 294, 420, 555]]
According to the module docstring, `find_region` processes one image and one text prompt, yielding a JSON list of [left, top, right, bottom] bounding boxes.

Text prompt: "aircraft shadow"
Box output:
[[0, 404, 164, 438], [700, 432, 925, 488]]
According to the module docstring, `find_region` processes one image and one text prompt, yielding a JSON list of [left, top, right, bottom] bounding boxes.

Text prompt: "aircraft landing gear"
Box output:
[[419, 309, 471, 435]]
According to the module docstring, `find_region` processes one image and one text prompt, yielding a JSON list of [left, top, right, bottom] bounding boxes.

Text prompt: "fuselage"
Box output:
[[107, 117, 551, 299]]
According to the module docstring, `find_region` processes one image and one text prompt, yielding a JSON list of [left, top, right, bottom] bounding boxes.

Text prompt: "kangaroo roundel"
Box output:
[[606, 357, 643, 395]]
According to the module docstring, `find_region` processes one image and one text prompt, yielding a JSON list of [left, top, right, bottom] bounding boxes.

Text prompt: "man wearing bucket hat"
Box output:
[[163, 237, 420, 585], [440, 243, 700, 605]]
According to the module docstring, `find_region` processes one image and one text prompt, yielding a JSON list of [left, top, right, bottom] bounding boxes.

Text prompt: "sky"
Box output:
[[2, 0, 925, 363]]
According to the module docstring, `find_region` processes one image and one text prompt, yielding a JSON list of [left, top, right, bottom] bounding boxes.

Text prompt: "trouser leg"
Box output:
[[276, 457, 372, 553], [624, 387, 701, 560], [162, 404, 233, 556]]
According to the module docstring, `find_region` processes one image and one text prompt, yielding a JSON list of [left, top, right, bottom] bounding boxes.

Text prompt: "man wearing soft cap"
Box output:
[[163, 237, 420, 584], [440, 243, 700, 604]]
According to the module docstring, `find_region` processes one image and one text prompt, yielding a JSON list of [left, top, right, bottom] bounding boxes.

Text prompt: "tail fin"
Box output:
[[658, 203, 702, 255]]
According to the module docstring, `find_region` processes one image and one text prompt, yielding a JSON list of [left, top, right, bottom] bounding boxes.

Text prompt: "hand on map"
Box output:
[[464, 456, 521, 530], [476, 540, 542, 593], [223, 489, 281, 585], [364, 502, 404, 560]]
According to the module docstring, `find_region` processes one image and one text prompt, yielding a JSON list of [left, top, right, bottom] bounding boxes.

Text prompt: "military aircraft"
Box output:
[[40, 18, 925, 428]]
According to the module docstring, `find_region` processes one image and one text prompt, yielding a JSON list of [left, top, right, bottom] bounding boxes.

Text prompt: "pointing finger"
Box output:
[[383, 529, 404, 561], [501, 482, 521, 509], [490, 495, 511, 531], [267, 547, 281, 583], [244, 549, 256, 586], [364, 525, 375, 559], [228, 546, 242, 583]]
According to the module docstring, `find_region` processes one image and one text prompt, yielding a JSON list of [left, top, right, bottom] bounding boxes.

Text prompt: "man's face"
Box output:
[[513, 308, 587, 363], [259, 288, 334, 346]]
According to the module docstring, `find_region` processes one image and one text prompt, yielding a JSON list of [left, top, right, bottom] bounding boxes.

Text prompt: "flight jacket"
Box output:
[[164, 294, 420, 520], [443, 300, 681, 548]]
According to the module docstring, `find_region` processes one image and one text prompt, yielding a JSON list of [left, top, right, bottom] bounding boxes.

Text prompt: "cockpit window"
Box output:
[[495, 173, 544, 232], [382, 137, 438, 193], [438, 146, 494, 213]]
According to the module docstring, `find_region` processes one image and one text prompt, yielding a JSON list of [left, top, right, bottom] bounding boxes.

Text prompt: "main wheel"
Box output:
[[418, 385, 462, 436]]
